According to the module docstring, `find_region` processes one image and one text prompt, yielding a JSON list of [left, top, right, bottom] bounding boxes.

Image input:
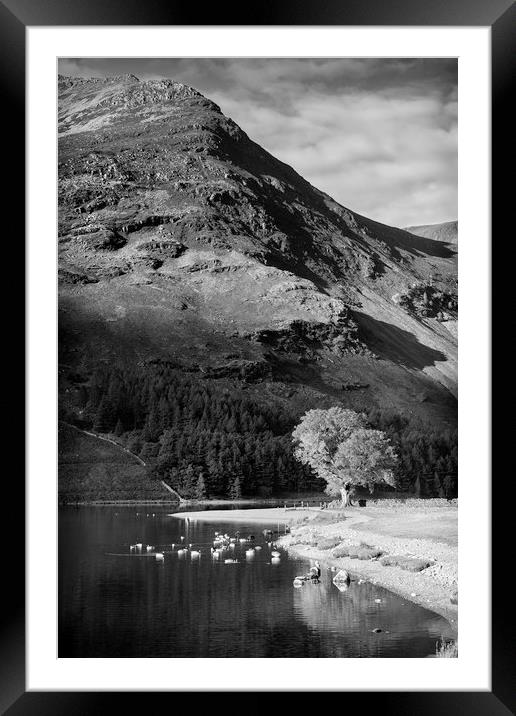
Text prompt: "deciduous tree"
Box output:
[[293, 408, 397, 506]]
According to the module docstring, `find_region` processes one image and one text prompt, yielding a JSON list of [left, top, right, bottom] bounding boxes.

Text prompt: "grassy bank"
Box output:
[[58, 422, 172, 502]]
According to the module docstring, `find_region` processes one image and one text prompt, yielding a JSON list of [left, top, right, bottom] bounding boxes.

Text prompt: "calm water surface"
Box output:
[[59, 505, 451, 657]]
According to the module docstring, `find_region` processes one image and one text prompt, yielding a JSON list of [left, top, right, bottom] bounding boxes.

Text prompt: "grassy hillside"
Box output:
[[58, 422, 171, 502]]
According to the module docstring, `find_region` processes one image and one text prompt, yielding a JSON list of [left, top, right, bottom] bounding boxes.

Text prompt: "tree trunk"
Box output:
[[340, 486, 353, 507]]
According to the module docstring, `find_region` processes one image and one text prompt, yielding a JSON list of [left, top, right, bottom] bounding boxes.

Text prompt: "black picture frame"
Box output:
[[6, 0, 511, 711]]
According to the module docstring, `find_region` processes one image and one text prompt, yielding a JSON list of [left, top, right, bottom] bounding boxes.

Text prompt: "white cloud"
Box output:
[[210, 86, 457, 227]]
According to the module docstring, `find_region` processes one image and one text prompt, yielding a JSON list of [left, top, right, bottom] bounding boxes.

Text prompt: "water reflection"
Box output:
[[293, 572, 449, 658], [59, 506, 452, 657]]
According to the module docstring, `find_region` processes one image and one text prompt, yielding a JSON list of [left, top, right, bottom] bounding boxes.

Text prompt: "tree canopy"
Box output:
[[292, 407, 398, 501]]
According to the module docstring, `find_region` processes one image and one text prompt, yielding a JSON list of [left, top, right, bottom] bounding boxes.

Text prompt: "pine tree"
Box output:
[[433, 471, 445, 497], [195, 472, 207, 500], [114, 418, 124, 437], [93, 396, 115, 433], [182, 463, 197, 498], [127, 431, 143, 455], [142, 399, 161, 442], [228, 475, 242, 500], [443, 472, 457, 499], [139, 442, 160, 463]]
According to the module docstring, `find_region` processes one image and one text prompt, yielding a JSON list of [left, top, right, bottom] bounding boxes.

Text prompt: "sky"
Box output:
[[58, 58, 457, 228]]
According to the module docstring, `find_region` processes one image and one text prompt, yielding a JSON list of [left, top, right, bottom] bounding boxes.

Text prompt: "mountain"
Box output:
[[58, 74, 457, 438], [404, 221, 458, 245]]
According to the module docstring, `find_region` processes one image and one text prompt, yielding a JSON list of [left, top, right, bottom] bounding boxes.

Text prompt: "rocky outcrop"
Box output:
[[200, 359, 272, 382], [393, 284, 458, 320], [59, 268, 99, 285], [136, 238, 186, 258], [248, 311, 371, 359], [118, 215, 176, 233], [143, 356, 271, 382]]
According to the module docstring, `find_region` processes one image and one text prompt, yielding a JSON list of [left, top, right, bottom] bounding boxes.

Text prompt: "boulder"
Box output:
[[331, 545, 351, 558], [380, 555, 432, 572], [317, 537, 342, 550], [332, 569, 350, 584]]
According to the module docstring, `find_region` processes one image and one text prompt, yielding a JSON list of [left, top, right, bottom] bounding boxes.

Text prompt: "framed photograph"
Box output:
[[6, 0, 510, 710]]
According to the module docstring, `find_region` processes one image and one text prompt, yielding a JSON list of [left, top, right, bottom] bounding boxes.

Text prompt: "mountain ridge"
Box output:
[[58, 74, 457, 428]]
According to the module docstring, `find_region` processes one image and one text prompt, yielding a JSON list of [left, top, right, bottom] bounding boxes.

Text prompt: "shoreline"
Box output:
[[170, 506, 298, 525], [59, 497, 326, 507], [176, 505, 458, 636], [281, 541, 457, 635]]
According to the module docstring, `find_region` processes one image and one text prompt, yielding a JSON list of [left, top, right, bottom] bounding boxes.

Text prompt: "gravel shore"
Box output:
[[171, 507, 296, 525], [278, 504, 458, 634]]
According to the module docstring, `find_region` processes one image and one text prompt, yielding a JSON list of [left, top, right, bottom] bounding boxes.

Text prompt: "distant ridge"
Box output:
[[404, 221, 458, 245]]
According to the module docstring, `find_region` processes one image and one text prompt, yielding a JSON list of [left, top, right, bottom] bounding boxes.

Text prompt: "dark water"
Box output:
[[59, 505, 452, 657]]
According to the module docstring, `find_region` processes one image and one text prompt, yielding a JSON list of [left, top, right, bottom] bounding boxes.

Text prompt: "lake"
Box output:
[[58, 505, 452, 657]]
